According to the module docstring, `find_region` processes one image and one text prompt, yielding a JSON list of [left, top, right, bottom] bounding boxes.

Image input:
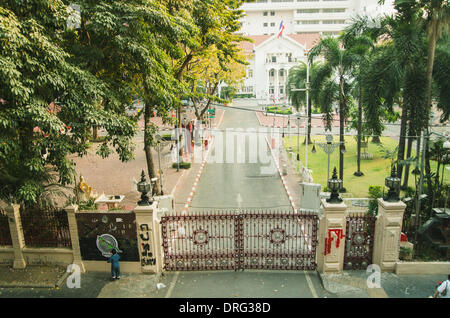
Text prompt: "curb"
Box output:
[[56, 271, 71, 288], [265, 136, 297, 212]]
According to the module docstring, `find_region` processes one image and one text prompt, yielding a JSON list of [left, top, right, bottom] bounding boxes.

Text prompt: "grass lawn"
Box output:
[[284, 135, 449, 198]]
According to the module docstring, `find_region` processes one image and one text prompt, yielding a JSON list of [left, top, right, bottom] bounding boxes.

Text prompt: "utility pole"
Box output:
[[290, 50, 310, 171]]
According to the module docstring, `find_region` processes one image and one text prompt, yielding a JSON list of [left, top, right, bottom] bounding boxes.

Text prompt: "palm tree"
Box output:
[[354, 8, 429, 187], [308, 37, 360, 189], [341, 15, 378, 177], [286, 61, 325, 144], [421, 0, 450, 116]]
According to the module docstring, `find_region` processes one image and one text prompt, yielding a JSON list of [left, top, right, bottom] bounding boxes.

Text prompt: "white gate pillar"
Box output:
[[317, 199, 347, 273], [372, 198, 406, 272], [134, 201, 163, 275]]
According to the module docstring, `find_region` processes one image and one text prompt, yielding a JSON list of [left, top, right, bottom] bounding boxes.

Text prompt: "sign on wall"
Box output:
[[76, 212, 139, 261]]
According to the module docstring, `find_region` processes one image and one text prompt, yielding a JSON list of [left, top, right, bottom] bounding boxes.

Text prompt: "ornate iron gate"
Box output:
[[161, 210, 319, 271], [344, 213, 376, 270]]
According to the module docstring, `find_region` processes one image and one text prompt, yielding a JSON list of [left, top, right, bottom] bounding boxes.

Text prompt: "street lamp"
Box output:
[[137, 170, 152, 205], [290, 51, 310, 170], [314, 131, 345, 183], [385, 165, 401, 202], [326, 167, 343, 204]]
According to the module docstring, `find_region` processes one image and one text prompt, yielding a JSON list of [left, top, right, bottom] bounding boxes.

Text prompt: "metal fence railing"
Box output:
[[0, 210, 12, 246], [20, 208, 72, 248]]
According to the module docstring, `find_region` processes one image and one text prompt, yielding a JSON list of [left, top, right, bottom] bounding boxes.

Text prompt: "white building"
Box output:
[[238, 0, 395, 37], [238, 33, 320, 102], [231, 0, 395, 103]]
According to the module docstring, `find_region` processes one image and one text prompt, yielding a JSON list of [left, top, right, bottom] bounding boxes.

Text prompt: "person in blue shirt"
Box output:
[[107, 249, 120, 280]]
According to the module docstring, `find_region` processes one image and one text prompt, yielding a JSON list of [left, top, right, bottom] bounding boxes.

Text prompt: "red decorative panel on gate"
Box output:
[[344, 214, 376, 270]]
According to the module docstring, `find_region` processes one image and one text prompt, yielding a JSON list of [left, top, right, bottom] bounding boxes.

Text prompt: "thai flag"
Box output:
[[277, 20, 285, 38]]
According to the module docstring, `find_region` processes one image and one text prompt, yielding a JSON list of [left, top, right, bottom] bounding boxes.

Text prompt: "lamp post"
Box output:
[[313, 131, 346, 185], [326, 167, 343, 204], [290, 50, 310, 170], [137, 170, 152, 205], [385, 165, 401, 202]]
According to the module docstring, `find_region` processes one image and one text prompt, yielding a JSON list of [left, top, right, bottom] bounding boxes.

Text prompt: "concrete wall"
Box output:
[[395, 261, 450, 275], [0, 247, 73, 267], [0, 247, 14, 266], [83, 261, 141, 273], [23, 248, 73, 266]]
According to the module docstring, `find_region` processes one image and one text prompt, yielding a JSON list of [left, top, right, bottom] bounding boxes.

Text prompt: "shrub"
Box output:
[[368, 185, 383, 216], [89, 136, 108, 143], [172, 162, 191, 169]]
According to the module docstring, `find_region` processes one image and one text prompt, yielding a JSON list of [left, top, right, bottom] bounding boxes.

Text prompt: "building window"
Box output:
[[280, 86, 284, 94], [297, 9, 320, 13], [322, 20, 346, 24], [279, 69, 285, 77], [322, 8, 346, 13], [248, 70, 253, 78], [263, 11, 268, 16], [263, 22, 268, 27], [269, 86, 275, 94], [299, 20, 320, 24], [271, 56, 277, 63], [286, 53, 293, 62], [270, 22, 275, 27], [270, 11, 275, 16], [269, 69, 275, 77]]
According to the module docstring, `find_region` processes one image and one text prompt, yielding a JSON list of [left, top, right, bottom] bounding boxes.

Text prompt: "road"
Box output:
[[189, 101, 292, 211]]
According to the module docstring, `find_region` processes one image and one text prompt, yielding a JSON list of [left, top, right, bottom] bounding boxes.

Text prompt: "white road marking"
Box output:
[[304, 271, 318, 298], [164, 271, 179, 298]]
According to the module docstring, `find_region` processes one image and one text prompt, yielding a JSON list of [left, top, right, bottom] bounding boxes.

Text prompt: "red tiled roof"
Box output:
[[285, 33, 321, 50], [238, 33, 321, 52], [238, 34, 272, 53]]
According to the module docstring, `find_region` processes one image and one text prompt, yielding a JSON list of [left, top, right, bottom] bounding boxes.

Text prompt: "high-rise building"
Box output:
[[231, 0, 395, 102], [238, 0, 395, 37]]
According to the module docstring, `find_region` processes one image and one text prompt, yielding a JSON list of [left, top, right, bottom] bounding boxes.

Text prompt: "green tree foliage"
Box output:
[[0, 2, 136, 207], [308, 36, 361, 186]]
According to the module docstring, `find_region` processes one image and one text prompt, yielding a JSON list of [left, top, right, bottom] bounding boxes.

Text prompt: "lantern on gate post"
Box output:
[[137, 170, 152, 205], [326, 167, 343, 204], [385, 165, 401, 202]]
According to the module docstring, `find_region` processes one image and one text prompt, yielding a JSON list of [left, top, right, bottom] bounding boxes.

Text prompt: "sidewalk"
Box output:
[[0, 265, 68, 289], [319, 270, 446, 298]]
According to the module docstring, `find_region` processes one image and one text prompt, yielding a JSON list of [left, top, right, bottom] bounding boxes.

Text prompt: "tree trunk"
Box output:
[[354, 84, 363, 176], [432, 159, 441, 209], [424, 131, 433, 217], [401, 135, 414, 190], [397, 104, 408, 179], [143, 100, 161, 196], [92, 125, 98, 140], [371, 136, 381, 143], [425, 13, 438, 120]]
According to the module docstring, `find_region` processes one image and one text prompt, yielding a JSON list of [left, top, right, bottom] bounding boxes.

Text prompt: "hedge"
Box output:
[[172, 162, 191, 169]]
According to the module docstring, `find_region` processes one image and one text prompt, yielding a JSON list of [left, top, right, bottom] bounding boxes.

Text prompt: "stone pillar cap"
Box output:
[[377, 198, 406, 210], [321, 199, 347, 210]]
